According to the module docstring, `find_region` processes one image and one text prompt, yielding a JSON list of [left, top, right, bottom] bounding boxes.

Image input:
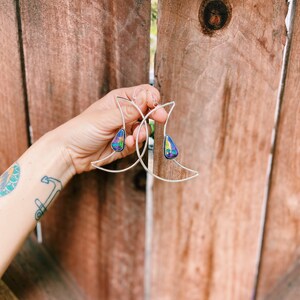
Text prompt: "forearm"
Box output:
[[0, 84, 163, 277], [0, 130, 75, 275]]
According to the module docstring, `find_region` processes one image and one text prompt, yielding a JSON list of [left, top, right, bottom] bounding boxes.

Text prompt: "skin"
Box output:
[[0, 84, 167, 276]]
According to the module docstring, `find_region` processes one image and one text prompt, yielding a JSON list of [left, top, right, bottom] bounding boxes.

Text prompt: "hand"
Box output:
[[54, 84, 168, 174]]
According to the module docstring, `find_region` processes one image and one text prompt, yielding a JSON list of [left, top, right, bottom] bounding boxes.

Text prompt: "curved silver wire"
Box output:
[[135, 102, 199, 183], [91, 96, 149, 173], [116, 95, 126, 130], [163, 101, 175, 136]]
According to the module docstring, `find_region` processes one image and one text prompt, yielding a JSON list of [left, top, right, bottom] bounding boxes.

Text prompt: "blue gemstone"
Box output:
[[111, 129, 125, 152], [164, 135, 179, 159]]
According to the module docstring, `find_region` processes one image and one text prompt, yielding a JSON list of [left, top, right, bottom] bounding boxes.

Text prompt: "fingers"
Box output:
[[149, 106, 168, 123], [125, 123, 150, 148], [123, 84, 161, 109], [123, 85, 168, 123], [99, 141, 144, 167], [88, 84, 168, 131], [118, 141, 144, 161], [123, 88, 168, 124], [132, 123, 151, 141], [125, 135, 135, 148]]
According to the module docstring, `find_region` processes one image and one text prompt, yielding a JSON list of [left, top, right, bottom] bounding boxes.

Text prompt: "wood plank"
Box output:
[[256, 2, 300, 299], [152, 0, 286, 299], [0, 280, 18, 300], [0, 0, 28, 172], [19, 0, 150, 299], [3, 236, 83, 300], [263, 260, 300, 300]]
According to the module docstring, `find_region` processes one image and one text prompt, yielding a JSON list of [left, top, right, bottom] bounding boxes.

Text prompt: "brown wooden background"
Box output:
[[1, 0, 300, 299]]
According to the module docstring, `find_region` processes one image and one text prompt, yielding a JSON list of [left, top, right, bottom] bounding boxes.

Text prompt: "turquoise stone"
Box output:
[[111, 129, 125, 152], [164, 135, 179, 159]]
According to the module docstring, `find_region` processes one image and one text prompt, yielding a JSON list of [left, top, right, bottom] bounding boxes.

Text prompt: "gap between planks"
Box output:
[[15, 0, 32, 147], [15, 0, 43, 243], [144, 1, 157, 299], [252, 0, 297, 299]]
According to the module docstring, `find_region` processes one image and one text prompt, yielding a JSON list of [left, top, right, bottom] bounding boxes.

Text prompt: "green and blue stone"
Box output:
[[111, 129, 125, 152], [164, 135, 179, 159]]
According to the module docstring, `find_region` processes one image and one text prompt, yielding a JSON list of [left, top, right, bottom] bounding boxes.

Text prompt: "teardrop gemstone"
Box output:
[[111, 129, 125, 152], [164, 135, 179, 159]]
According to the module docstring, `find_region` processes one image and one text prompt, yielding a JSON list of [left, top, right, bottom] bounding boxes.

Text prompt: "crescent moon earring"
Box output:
[[91, 96, 149, 173], [135, 102, 199, 183]]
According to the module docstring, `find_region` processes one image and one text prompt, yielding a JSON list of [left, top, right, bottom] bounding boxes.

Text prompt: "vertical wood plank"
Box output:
[[19, 1, 150, 299], [257, 2, 300, 299], [0, 0, 28, 172], [0, 280, 18, 300], [152, 0, 286, 299], [3, 236, 83, 299]]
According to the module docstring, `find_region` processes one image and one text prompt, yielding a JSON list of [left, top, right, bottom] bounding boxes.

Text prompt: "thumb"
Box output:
[[102, 101, 144, 130]]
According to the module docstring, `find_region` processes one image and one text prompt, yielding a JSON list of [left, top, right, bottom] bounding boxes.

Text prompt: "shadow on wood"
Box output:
[[3, 235, 83, 300]]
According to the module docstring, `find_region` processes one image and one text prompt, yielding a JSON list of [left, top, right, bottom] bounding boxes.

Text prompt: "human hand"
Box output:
[[53, 84, 168, 174]]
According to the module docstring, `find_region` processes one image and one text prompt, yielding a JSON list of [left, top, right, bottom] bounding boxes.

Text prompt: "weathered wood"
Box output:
[[19, 0, 150, 299], [3, 236, 83, 300], [256, 2, 300, 299], [0, 0, 28, 172], [152, 0, 286, 299], [263, 260, 300, 300], [0, 280, 18, 300]]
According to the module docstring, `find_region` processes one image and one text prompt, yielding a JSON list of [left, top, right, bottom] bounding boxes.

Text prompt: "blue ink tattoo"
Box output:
[[34, 176, 62, 220], [0, 163, 21, 197]]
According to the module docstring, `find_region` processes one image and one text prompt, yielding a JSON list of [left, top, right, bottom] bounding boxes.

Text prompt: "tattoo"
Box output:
[[0, 163, 21, 197], [34, 176, 62, 220]]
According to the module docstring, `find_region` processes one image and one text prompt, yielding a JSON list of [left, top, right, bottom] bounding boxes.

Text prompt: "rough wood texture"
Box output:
[[19, 0, 150, 299], [0, 0, 28, 172], [257, 2, 300, 299], [263, 260, 300, 300], [3, 236, 83, 300], [0, 280, 18, 300], [152, 0, 286, 299]]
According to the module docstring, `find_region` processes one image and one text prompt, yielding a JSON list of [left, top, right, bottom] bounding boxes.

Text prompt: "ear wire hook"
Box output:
[[135, 102, 199, 183], [91, 96, 149, 173]]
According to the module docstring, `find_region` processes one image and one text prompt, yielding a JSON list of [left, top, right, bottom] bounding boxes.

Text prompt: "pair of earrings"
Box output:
[[91, 96, 198, 183]]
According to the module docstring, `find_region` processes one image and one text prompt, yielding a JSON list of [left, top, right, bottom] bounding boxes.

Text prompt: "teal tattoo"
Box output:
[[34, 176, 62, 220], [0, 163, 21, 197]]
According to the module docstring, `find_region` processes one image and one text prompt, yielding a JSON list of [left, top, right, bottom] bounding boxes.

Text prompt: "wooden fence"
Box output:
[[1, 0, 300, 299]]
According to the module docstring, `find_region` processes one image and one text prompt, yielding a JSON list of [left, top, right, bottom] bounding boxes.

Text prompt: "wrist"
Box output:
[[21, 129, 76, 186], [43, 129, 77, 181]]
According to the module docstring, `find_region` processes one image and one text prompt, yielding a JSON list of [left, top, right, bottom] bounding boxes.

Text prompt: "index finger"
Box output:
[[116, 84, 161, 109]]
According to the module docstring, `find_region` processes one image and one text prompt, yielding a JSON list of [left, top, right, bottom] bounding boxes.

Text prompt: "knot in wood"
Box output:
[[199, 0, 232, 35]]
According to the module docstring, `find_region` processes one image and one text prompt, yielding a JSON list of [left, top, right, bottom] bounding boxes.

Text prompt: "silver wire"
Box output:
[[116, 94, 126, 130], [135, 102, 199, 183], [91, 96, 149, 173], [163, 101, 175, 136]]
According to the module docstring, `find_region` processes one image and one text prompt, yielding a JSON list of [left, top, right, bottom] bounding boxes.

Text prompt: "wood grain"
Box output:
[[3, 236, 83, 300], [263, 260, 300, 300], [256, 2, 300, 299], [19, 0, 150, 299], [0, 280, 18, 300], [152, 0, 286, 299], [0, 0, 28, 172]]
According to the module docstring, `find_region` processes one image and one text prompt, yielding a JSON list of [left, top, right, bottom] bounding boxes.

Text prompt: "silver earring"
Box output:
[[91, 96, 149, 173], [135, 101, 199, 183]]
